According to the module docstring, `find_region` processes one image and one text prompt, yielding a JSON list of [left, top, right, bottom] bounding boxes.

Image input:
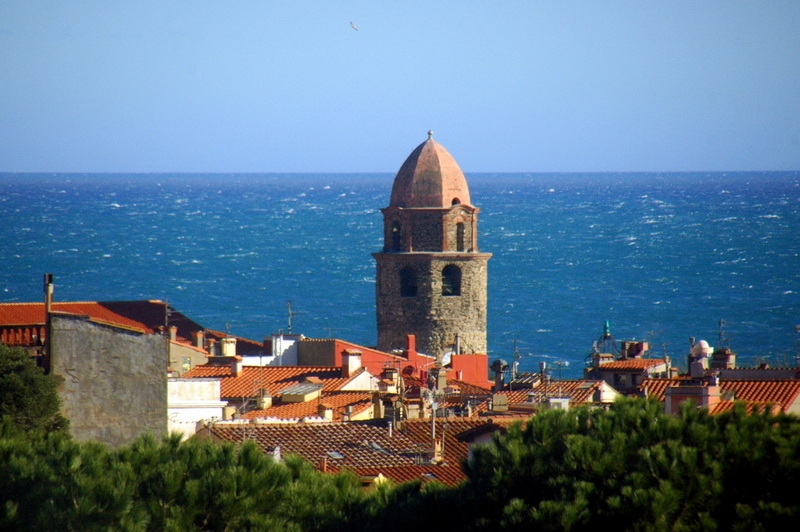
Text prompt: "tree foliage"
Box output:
[[461, 397, 800, 531], [0, 343, 69, 434], [1, 396, 800, 530]]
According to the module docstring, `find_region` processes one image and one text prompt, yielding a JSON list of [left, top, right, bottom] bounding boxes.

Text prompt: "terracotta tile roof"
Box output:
[[469, 380, 610, 414], [642, 378, 800, 413], [183, 365, 353, 400], [205, 328, 264, 353], [598, 358, 668, 370], [170, 339, 208, 355], [709, 401, 782, 416], [640, 377, 691, 398], [242, 392, 374, 422], [200, 422, 421, 468], [448, 378, 492, 397], [536, 380, 609, 404], [183, 365, 234, 378], [401, 375, 491, 403], [471, 390, 531, 414], [0, 300, 262, 353], [398, 418, 519, 465], [402, 374, 491, 395], [348, 464, 467, 486], [0, 302, 151, 335], [717, 380, 800, 410]]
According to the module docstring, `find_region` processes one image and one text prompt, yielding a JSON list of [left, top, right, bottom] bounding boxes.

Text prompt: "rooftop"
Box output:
[[183, 365, 361, 399], [389, 132, 471, 209], [199, 422, 422, 469]]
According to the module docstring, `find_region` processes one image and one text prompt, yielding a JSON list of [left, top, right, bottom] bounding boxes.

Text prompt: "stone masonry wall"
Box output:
[[375, 253, 489, 357], [410, 211, 444, 252], [444, 207, 476, 252], [51, 314, 168, 447]]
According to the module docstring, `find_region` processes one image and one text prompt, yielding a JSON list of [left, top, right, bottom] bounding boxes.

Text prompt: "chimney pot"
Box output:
[[342, 349, 362, 378], [406, 334, 416, 354], [193, 330, 205, 349], [221, 337, 237, 357], [230, 356, 241, 377]]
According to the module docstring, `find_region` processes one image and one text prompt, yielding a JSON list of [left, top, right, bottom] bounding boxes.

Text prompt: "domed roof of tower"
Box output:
[[389, 131, 471, 208]]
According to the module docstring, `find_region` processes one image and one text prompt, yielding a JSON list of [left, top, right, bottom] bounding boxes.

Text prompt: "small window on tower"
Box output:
[[400, 267, 417, 297], [391, 221, 402, 252], [442, 265, 461, 296], [452, 198, 461, 205], [456, 222, 465, 252]]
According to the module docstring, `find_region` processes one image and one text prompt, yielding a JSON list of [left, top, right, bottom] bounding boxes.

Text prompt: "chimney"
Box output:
[[406, 334, 416, 355], [428, 439, 443, 464], [168, 326, 177, 342], [342, 349, 362, 378], [490, 359, 508, 391], [664, 381, 721, 415], [429, 367, 447, 394], [382, 367, 399, 387], [317, 403, 334, 421], [207, 338, 217, 356], [230, 356, 242, 377], [372, 392, 385, 419], [193, 330, 205, 349], [42, 273, 54, 373], [490, 393, 508, 412], [320, 457, 328, 473], [221, 337, 237, 357], [258, 390, 272, 410]]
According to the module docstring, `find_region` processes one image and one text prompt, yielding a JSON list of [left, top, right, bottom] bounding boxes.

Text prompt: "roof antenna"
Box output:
[[718, 319, 730, 349], [287, 301, 296, 334]]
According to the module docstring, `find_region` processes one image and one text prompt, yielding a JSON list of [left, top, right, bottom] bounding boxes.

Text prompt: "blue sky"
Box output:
[[1, 1, 798, 173]]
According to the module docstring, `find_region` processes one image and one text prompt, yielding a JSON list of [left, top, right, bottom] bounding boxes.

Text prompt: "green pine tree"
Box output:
[[0, 343, 69, 434]]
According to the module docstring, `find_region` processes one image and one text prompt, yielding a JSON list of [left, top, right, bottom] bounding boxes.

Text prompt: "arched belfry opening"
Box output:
[[374, 132, 491, 357], [400, 267, 417, 297], [391, 221, 402, 252], [441, 265, 461, 296]]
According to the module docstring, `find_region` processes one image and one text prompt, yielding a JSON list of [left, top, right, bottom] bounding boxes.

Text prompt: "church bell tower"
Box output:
[[374, 132, 491, 358]]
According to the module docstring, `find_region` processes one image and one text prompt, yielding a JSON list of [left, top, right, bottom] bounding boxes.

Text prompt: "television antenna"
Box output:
[[287, 301, 297, 334], [718, 319, 730, 349]]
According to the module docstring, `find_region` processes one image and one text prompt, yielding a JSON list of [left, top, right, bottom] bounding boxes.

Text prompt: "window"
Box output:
[[456, 222, 465, 252], [442, 265, 461, 296], [400, 267, 417, 297], [391, 221, 402, 252]]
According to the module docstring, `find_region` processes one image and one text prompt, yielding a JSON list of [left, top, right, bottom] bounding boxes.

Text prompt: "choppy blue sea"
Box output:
[[2, 172, 799, 378]]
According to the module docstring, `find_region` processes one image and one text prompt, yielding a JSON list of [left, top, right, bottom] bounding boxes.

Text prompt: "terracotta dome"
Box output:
[[389, 132, 471, 208]]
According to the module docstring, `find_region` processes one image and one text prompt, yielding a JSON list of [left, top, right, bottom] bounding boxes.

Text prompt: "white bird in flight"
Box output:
[[350, 21, 358, 31]]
